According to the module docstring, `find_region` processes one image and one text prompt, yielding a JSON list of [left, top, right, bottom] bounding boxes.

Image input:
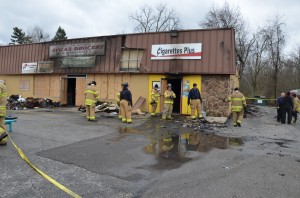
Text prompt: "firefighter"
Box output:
[[84, 81, 99, 121], [162, 83, 176, 120], [150, 84, 160, 117], [0, 80, 8, 146], [120, 82, 133, 123], [117, 83, 124, 120], [224, 87, 246, 127], [188, 83, 203, 120], [292, 93, 300, 124]]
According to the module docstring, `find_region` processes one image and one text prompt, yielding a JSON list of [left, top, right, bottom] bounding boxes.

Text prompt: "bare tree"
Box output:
[[261, 14, 286, 98], [199, 1, 256, 80], [27, 25, 50, 43], [288, 45, 300, 88], [129, 3, 182, 32], [247, 30, 269, 95]]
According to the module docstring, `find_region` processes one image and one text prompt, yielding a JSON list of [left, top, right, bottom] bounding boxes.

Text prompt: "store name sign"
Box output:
[[49, 42, 105, 57], [151, 43, 202, 60], [22, 61, 54, 74]]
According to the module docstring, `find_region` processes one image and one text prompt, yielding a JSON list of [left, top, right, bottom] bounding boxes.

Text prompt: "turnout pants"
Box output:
[[120, 99, 132, 123], [190, 99, 202, 119], [162, 103, 173, 119], [86, 104, 95, 120], [151, 102, 158, 115], [232, 109, 244, 125], [0, 116, 7, 144], [292, 111, 298, 123]]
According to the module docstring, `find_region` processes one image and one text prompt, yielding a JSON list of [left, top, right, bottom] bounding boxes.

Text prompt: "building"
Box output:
[[0, 28, 239, 116]]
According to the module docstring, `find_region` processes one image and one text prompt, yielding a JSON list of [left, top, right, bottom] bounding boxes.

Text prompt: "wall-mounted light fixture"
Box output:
[[170, 30, 178, 37]]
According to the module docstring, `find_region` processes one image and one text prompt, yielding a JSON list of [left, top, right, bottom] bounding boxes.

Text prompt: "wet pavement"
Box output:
[[1, 106, 300, 197]]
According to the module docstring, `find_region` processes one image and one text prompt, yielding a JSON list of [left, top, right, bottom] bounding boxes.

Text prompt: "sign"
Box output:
[[37, 61, 54, 73], [22, 62, 37, 74], [49, 42, 105, 57], [57, 56, 96, 68], [151, 43, 202, 60]]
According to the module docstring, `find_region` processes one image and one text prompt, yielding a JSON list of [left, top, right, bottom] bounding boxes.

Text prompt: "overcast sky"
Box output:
[[1, 0, 300, 53]]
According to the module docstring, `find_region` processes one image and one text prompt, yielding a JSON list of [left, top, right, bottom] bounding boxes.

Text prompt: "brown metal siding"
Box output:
[[0, 28, 236, 75]]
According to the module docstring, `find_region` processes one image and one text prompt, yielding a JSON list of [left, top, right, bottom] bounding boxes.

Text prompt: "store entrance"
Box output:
[[167, 78, 181, 113], [67, 78, 76, 106]]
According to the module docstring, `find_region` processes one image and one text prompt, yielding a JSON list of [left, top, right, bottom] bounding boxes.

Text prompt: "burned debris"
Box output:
[[6, 95, 58, 110]]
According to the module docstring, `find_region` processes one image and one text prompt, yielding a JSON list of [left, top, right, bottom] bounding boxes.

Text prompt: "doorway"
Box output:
[[167, 78, 182, 113], [67, 78, 76, 106]]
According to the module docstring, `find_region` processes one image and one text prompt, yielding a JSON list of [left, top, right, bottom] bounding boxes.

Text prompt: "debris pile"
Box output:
[[182, 119, 227, 131], [78, 101, 119, 114], [6, 95, 56, 110], [244, 104, 264, 117]]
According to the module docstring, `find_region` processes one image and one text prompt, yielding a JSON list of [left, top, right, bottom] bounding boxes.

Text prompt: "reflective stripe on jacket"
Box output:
[[226, 91, 246, 112], [151, 89, 160, 102], [85, 85, 99, 106], [0, 82, 7, 116], [164, 90, 176, 104], [294, 98, 300, 112]]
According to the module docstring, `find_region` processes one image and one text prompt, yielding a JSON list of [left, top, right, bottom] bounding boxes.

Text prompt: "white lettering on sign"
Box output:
[[49, 42, 105, 57], [151, 43, 202, 60]]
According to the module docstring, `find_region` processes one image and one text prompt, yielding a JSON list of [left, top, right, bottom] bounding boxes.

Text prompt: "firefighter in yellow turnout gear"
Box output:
[[224, 87, 246, 127], [292, 93, 300, 124], [0, 81, 8, 145], [84, 81, 99, 121], [150, 84, 160, 117], [117, 83, 124, 120], [162, 84, 176, 120]]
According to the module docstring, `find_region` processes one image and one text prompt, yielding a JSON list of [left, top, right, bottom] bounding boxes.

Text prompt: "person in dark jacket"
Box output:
[[281, 92, 294, 124], [276, 93, 285, 122], [188, 83, 203, 119], [120, 82, 133, 123]]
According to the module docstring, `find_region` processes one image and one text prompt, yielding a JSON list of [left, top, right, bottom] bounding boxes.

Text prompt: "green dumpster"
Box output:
[[253, 96, 266, 106]]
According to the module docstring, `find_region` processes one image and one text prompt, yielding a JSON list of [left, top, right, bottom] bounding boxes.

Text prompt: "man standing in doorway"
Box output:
[[0, 80, 8, 146], [150, 84, 160, 117], [224, 87, 246, 127], [162, 84, 176, 120], [276, 93, 285, 122], [120, 82, 133, 123], [188, 83, 203, 120], [84, 81, 99, 121]]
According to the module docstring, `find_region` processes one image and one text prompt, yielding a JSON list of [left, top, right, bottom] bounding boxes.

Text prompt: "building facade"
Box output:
[[0, 28, 238, 116]]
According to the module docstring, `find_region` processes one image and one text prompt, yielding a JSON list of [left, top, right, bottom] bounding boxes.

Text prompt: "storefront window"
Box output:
[[120, 49, 144, 72]]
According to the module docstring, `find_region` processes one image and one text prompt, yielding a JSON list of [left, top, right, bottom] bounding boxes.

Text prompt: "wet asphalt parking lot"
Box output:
[[1, 106, 300, 198]]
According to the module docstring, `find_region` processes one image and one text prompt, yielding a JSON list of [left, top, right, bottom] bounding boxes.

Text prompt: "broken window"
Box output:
[[120, 49, 144, 72]]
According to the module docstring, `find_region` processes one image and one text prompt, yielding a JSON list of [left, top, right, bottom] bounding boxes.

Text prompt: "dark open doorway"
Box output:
[[168, 78, 181, 113], [67, 78, 76, 106]]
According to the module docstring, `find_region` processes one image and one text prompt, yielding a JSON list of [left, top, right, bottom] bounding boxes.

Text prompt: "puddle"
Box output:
[[114, 123, 243, 170], [275, 142, 290, 148], [142, 131, 243, 170]]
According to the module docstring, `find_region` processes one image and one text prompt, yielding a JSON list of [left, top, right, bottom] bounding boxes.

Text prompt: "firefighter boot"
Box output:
[[0, 132, 8, 146], [233, 123, 237, 127], [237, 120, 242, 127]]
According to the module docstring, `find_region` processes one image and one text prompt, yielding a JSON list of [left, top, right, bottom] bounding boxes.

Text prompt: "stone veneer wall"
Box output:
[[201, 75, 231, 117]]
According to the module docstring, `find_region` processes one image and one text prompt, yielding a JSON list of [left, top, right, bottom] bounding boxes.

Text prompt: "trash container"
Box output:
[[253, 96, 266, 106]]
